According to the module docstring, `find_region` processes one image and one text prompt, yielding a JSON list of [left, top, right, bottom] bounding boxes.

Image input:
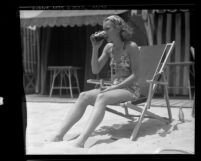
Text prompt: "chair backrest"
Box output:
[[138, 41, 175, 97]]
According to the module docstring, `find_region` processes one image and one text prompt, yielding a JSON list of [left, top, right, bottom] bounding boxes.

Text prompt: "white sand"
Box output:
[[26, 102, 194, 154]]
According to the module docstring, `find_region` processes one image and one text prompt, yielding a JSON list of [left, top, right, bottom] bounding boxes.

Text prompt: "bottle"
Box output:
[[93, 31, 106, 41], [178, 106, 185, 123]]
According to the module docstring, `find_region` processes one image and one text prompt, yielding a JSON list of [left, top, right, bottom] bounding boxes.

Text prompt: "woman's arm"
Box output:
[[91, 41, 112, 74]]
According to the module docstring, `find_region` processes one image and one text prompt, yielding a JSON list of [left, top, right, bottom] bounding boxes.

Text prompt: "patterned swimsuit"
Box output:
[[109, 45, 141, 100]]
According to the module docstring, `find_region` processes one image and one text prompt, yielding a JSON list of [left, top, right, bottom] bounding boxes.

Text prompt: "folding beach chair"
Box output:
[[87, 41, 175, 141]]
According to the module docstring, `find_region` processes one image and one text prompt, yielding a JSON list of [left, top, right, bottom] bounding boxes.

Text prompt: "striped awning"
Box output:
[[20, 10, 128, 28], [131, 9, 190, 15]]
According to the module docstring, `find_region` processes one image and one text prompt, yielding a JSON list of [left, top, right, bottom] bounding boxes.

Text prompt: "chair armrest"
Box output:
[[87, 79, 112, 85], [146, 80, 168, 85]]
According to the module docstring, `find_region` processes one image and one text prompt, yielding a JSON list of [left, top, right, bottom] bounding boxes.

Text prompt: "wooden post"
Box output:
[[162, 72, 172, 122]]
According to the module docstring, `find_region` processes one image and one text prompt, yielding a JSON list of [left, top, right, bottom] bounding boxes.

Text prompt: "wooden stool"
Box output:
[[48, 66, 81, 98]]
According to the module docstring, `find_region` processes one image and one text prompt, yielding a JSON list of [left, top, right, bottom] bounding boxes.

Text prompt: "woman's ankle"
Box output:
[[51, 133, 64, 141]]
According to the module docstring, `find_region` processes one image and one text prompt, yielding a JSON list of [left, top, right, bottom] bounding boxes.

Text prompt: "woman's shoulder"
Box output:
[[105, 42, 114, 49], [126, 41, 138, 49], [104, 43, 113, 53], [125, 41, 139, 54]]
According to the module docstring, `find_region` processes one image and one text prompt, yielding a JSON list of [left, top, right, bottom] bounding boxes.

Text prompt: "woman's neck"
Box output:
[[113, 39, 124, 50]]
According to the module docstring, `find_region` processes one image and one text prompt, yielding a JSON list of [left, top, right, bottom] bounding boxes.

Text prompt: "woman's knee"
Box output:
[[78, 91, 92, 103], [95, 93, 109, 106]]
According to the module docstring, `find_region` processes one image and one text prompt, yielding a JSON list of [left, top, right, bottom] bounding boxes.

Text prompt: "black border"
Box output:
[[0, 0, 199, 161]]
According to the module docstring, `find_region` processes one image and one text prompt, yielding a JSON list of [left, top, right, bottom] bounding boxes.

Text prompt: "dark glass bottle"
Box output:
[[178, 106, 185, 123]]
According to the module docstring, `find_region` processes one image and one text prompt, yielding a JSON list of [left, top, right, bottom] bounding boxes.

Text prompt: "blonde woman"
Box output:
[[50, 15, 141, 148]]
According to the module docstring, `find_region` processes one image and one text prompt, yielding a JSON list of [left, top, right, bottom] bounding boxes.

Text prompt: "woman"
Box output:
[[50, 15, 141, 148]]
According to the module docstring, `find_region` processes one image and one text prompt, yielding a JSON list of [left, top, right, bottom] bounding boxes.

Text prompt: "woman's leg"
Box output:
[[50, 89, 100, 141], [68, 88, 134, 147]]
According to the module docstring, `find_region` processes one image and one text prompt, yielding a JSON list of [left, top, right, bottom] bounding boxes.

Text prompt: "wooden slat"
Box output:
[[26, 28, 30, 73], [30, 30, 33, 73], [106, 107, 134, 120], [35, 28, 40, 93], [165, 14, 172, 93], [184, 12, 191, 95], [157, 14, 163, 44], [169, 99, 183, 106], [23, 28, 27, 72], [146, 98, 193, 108], [175, 13, 182, 95], [33, 30, 36, 68], [151, 99, 163, 106], [128, 104, 170, 123], [26, 28, 29, 73]]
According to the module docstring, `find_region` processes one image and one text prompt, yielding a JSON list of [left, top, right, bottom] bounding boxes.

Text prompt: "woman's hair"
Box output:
[[103, 15, 133, 42]]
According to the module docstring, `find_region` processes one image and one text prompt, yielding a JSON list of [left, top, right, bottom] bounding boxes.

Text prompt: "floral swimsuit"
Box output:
[[109, 46, 141, 100]]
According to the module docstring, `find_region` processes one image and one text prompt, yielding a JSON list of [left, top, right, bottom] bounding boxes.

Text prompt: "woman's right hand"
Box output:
[[90, 34, 104, 49]]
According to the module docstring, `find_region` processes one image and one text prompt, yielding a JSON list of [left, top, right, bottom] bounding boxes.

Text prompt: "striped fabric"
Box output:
[[22, 27, 38, 74], [132, 10, 191, 96], [21, 27, 40, 93], [153, 11, 191, 96]]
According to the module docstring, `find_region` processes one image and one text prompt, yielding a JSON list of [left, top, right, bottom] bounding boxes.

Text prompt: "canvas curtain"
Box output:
[[22, 27, 39, 93], [146, 11, 192, 96]]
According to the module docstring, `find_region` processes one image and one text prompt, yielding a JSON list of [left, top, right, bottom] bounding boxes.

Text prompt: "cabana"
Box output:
[[20, 9, 194, 98]]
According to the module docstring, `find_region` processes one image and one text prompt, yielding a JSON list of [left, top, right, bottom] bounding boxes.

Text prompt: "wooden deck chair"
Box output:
[[87, 41, 175, 141]]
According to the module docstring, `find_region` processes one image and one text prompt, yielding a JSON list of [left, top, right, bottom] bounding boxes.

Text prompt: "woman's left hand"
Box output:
[[100, 85, 116, 93]]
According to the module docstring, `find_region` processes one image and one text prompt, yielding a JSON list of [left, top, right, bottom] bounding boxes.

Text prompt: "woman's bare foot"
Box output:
[[67, 139, 85, 148], [64, 133, 80, 141], [45, 134, 63, 142]]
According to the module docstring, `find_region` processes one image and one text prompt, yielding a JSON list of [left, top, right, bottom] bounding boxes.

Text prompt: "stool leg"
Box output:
[[60, 71, 63, 96], [63, 71, 68, 95], [68, 69, 73, 98], [74, 69, 80, 94], [49, 71, 57, 97]]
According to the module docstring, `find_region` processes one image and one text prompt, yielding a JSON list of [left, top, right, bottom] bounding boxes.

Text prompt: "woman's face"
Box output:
[[103, 20, 120, 42]]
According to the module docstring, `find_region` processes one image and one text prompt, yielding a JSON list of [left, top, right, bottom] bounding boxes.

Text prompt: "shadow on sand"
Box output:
[[89, 118, 191, 147]]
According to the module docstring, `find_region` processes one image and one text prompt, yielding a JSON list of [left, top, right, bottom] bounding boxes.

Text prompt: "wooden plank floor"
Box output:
[[150, 98, 193, 108], [25, 94, 194, 108]]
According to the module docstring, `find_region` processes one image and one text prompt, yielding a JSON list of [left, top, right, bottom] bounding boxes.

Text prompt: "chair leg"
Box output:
[[130, 83, 154, 141], [162, 73, 172, 122], [164, 84, 172, 122], [130, 102, 150, 141]]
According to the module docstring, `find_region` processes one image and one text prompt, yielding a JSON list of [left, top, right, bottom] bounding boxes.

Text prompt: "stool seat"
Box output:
[[48, 66, 81, 98]]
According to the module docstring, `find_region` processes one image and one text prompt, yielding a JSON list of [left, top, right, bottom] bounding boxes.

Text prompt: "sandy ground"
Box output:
[[26, 102, 194, 154]]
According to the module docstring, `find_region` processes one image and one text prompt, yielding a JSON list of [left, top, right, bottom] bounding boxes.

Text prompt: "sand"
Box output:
[[26, 102, 194, 154]]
